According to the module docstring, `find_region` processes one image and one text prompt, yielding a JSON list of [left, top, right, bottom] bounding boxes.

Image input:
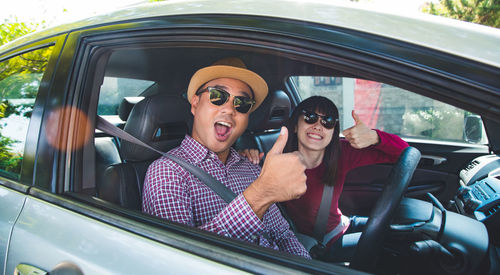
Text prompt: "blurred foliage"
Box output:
[[0, 44, 53, 180], [0, 101, 22, 177], [0, 18, 44, 47], [422, 0, 500, 28]]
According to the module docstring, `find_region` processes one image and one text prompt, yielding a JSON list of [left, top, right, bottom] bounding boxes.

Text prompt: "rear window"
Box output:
[[98, 77, 154, 116]]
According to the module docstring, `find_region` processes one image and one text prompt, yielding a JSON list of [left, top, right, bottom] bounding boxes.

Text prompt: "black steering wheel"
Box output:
[[350, 146, 421, 272]]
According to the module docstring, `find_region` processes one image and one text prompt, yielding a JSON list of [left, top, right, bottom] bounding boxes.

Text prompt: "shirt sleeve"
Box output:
[[343, 129, 409, 171], [265, 204, 311, 258], [142, 158, 266, 243]]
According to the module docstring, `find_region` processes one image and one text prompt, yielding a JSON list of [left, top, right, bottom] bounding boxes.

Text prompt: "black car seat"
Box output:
[[97, 94, 193, 210], [234, 90, 291, 157], [94, 97, 144, 195]]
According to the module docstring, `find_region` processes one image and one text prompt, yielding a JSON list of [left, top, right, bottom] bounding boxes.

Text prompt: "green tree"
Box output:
[[0, 18, 42, 47], [0, 20, 51, 179], [422, 0, 500, 28]]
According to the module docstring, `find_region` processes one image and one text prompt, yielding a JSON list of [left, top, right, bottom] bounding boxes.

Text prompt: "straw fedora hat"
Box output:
[[187, 57, 268, 112]]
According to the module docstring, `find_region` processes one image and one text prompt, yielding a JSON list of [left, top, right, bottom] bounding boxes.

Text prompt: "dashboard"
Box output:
[[454, 154, 500, 245]]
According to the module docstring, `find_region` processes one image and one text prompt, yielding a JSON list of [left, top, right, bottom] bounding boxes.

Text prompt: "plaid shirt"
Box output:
[[142, 135, 310, 258]]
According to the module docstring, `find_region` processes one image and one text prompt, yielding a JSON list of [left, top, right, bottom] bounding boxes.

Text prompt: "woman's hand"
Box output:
[[239, 148, 264, 165], [342, 110, 380, 149]]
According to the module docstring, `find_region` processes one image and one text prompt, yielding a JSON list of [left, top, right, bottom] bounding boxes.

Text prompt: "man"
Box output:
[[142, 58, 309, 258]]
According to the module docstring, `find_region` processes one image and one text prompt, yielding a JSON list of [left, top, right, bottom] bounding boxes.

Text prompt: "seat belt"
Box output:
[[96, 116, 236, 203], [307, 184, 334, 258], [313, 185, 334, 242]]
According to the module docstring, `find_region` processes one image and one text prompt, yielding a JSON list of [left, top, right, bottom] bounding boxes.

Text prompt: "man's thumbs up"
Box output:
[[343, 109, 379, 149], [268, 127, 288, 155], [243, 126, 307, 219]]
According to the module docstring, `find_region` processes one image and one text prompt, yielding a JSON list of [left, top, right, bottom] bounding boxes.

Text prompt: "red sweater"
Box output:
[[283, 130, 409, 246]]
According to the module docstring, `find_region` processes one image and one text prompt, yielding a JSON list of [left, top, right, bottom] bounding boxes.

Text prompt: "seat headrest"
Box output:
[[118, 97, 145, 121], [120, 94, 193, 162], [248, 90, 291, 132]]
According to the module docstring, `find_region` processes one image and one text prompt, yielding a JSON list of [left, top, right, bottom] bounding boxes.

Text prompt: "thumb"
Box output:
[[268, 126, 288, 155], [352, 110, 362, 125]]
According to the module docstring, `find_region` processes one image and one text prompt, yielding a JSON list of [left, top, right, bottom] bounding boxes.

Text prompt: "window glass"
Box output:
[[290, 76, 488, 144], [0, 46, 54, 180], [98, 77, 154, 117]]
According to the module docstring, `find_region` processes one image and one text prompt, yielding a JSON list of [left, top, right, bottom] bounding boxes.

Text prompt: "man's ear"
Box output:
[[190, 95, 199, 116]]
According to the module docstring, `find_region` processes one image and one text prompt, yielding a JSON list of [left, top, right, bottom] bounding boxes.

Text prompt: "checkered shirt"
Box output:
[[142, 135, 310, 258]]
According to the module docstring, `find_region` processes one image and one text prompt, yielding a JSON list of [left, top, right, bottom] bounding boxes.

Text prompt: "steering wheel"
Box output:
[[350, 146, 421, 272]]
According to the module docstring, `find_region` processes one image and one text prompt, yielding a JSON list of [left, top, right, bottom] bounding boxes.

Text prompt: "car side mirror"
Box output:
[[464, 115, 483, 143]]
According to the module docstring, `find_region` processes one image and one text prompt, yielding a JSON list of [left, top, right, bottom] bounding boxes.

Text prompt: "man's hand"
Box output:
[[342, 110, 380, 149], [243, 127, 307, 219], [239, 149, 264, 165]]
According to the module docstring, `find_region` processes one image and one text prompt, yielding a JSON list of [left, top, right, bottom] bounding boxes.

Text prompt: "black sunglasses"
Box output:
[[197, 86, 256, 114], [302, 109, 337, 129]]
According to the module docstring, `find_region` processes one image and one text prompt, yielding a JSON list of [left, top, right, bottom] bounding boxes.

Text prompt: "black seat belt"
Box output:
[[313, 185, 334, 241], [308, 185, 334, 258], [96, 116, 236, 203]]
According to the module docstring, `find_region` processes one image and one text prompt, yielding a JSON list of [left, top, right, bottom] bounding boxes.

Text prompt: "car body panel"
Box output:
[[0, 186, 25, 274], [0, 1, 499, 274], [5, 196, 247, 274]]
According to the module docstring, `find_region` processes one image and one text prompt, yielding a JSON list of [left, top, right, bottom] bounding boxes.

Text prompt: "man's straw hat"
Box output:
[[187, 57, 268, 112]]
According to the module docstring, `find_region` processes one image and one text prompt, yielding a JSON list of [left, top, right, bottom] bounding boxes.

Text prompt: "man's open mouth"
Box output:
[[214, 121, 232, 141]]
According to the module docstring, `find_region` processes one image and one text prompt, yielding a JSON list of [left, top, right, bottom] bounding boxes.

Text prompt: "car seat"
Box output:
[[97, 94, 193, 210], [234, 90, 291, 158]]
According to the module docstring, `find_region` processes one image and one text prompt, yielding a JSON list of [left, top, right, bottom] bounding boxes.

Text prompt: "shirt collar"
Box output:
[[181, 135, 242, 166]]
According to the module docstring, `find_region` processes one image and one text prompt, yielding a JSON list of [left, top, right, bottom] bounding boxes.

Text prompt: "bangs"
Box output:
[[300, 96, 337, 118]]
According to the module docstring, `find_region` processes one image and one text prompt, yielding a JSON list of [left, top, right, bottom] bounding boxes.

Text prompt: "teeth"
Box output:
[[308, 133, 322, 139], [216, 121, 231, 127]]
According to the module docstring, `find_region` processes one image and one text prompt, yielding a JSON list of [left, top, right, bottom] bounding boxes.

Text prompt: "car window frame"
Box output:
[[0, 35, 66, 192]]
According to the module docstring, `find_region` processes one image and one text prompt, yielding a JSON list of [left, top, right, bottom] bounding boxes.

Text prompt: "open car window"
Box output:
[[290, 76, 488, 145]]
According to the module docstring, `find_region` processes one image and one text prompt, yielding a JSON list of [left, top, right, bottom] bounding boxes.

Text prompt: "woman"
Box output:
[[241, 96, 408, 261]]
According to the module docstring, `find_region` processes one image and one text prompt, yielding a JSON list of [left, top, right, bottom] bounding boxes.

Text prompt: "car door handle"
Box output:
[[421, 155, 447, 166], [14, 264, 47, 275], [15, 262, 83, 275]]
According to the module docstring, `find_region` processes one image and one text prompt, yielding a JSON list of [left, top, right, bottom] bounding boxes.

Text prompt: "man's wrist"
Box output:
[[243, 178, 273, 219]]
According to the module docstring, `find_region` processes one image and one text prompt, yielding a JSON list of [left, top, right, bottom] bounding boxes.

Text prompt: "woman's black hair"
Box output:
[[284, 96, 340, 186]]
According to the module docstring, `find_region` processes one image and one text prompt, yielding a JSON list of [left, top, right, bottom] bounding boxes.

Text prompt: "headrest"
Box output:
[[248, 90, 291, 132], [118, 97, 145, 121], [120, 94, 193, 162]]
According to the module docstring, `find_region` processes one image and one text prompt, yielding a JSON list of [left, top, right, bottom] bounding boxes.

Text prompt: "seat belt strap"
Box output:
[[96, 116, 237, 203], [313, 184, 334, 242]]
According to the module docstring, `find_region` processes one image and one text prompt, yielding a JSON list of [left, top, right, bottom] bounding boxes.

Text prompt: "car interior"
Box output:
[[73, 42, 499, 274]]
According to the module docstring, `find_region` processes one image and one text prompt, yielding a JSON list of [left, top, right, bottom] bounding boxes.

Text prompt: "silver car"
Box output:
[[1, 0, 499, 274]]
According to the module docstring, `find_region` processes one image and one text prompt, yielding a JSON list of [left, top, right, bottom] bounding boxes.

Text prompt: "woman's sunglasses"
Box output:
[[197, 86, 256, 114], [302, 109, 338, 129]]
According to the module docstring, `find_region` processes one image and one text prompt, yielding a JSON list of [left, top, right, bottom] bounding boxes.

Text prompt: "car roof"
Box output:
[[2, 0, 500, 68]]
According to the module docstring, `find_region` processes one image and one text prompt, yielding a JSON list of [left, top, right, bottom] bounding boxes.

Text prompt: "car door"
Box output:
[[287, 76, 491, 216]]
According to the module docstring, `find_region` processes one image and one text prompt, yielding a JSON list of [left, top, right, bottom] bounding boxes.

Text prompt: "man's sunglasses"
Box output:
[[302, 109, 338, 129], [197, 86, 256, 114]]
